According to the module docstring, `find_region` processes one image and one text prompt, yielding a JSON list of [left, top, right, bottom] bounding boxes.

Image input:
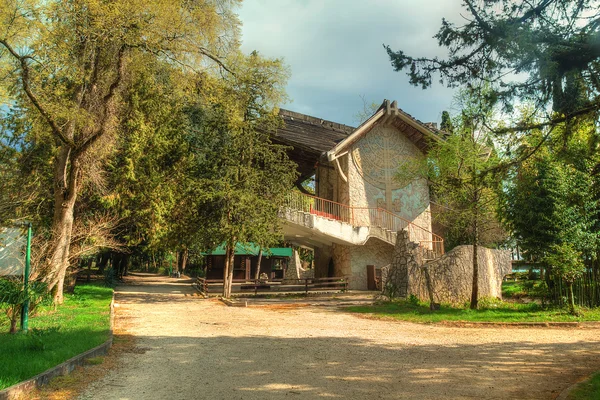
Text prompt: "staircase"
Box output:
[[282, 191, 444, 259]]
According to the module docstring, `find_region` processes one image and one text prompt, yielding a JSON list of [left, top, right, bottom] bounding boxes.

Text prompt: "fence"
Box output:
[[548, 267, 600, 308], [196, 277, 348, 297], [0, 227, 26, 277]]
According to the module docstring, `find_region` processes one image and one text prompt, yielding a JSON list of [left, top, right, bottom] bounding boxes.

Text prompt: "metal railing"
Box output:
[[195, 276, 348, 296], [284, 191, 354, 224], [284, 191, 444, 258]]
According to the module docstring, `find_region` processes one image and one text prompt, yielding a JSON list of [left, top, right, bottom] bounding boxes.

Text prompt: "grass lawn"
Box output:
[[501, 280, 546, 299], [0, 285, 113, 390], [347, 299, 600, 324], [568, 372, 600, 399]]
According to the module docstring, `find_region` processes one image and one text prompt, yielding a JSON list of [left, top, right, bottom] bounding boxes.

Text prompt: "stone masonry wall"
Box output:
[[385, 233, 512, 304], [313, 245, 332, 278], [348, 239, 394, 290], [284, 249, 314, 281], [410, 245, 512, 305]]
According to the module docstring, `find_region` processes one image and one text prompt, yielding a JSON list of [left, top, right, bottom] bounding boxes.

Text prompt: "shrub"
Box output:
[[103, 268, 116, 287], [0, 278, 48, 333]]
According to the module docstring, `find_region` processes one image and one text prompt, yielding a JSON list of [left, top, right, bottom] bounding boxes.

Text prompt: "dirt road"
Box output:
[[78, 273, 600, 400]]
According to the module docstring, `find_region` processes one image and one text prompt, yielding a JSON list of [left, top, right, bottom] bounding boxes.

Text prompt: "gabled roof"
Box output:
[[273, 109, 354, 155], [326, 100, 444, 162], [271, 109, 355, 183]]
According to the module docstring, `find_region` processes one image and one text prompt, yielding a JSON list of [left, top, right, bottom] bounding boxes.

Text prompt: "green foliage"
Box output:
[[501, 122, 599, 305], [502, 279, 549, 300], [544, 243, 585, 284], [180, 52, 296, 296], [0, 284, 112, 390], [408, 294, 420, 306], [567, 371, 600, 400], [0, 278, 48, 333], [103, 267, 117, 287], [0, 0, 245, 299], [385, 0, 600, 129]]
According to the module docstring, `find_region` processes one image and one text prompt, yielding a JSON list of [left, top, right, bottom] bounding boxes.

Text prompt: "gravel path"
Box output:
[[79, 273, 600, 400]]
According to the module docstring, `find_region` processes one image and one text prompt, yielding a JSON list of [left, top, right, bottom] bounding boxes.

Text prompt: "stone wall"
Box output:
[[332, 243, 351, 278], [348, 239, 394, 290], [313, 240, 395, 290], [412, 245, 512, 304], [313, 245, 332, 278], [284, 249, 314, 280], [385, 233, 512, 304]]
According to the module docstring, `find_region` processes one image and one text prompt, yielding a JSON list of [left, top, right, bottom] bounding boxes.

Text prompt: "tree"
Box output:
[[186, 52, 297, 298], [0, 0, 241, 302], [502, 121, 599, 313], [385, 0, 600, 132], [400, 93, 506, 309]]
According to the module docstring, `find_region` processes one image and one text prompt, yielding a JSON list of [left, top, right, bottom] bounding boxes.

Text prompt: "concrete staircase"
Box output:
[[281, 192, 444, 259]]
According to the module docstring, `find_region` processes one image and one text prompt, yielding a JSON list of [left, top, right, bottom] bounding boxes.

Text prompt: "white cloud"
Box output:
[[238, 0, 465, 126]]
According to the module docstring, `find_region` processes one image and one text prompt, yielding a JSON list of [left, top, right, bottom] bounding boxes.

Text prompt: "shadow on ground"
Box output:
[[91, 333, 600, 400]]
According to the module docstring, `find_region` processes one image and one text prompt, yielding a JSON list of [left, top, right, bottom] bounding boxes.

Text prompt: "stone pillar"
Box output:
[[384, 231, 420, 298], [284, 249, 302, 280], [313, 246, 332, 278]]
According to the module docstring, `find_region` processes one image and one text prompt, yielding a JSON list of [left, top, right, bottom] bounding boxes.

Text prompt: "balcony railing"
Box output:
[[284, 191, 444, 258]]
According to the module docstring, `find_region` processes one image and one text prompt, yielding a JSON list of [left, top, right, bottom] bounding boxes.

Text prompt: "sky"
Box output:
[[237, 0, 465, 127]]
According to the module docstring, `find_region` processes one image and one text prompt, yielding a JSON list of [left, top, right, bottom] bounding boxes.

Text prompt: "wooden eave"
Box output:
[[326, 99, 444, 161], [269, 109, 354, 183]]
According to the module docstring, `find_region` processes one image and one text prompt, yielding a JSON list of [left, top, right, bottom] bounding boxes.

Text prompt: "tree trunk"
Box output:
[[567, 281, 576, 315], [180, 248, 188, 272], [222, 241, 236, 298], [122, 255, 129, 277], [9, 316, 18, 334], [98, 252, 108, 275], [470, 203, 479, 310], [86, 258, 92, 283], [223, 246, 230, 297], [44, 148, 80, 304], [254, 250, 263, 280]]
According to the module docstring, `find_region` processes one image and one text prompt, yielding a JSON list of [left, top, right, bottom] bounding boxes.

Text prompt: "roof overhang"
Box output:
[[326, 99, 443, 162]]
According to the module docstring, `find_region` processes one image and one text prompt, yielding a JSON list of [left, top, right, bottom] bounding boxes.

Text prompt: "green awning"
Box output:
[[203, 243, 292, 258]]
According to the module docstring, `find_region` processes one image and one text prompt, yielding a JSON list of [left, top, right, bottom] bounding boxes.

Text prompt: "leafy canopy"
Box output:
[[385, 0, 600, 131]]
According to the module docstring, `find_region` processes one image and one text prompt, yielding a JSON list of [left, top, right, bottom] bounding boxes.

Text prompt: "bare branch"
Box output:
[[0, 39, 75, 147]]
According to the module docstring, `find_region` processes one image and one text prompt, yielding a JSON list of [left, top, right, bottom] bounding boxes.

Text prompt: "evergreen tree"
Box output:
[[385, 0, 600, 132], [185, 52, 297, 298]]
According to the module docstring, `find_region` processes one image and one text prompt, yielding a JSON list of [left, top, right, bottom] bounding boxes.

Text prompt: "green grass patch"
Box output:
[[346, 298, 600, 324], [501, 281, 529, 298], [568, 371, 600, 399], [0, 285, 113, 390], [502, 279, 547, 299]]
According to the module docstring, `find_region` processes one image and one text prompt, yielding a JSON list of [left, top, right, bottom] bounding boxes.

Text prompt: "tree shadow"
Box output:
[[96, 333, 600, 400]]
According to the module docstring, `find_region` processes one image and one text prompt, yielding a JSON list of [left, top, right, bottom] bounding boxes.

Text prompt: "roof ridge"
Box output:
[[279, 108, 355, 134]]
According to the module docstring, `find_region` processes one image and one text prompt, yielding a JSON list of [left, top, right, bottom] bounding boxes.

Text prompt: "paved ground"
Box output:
[[78, 273, 600, 400]]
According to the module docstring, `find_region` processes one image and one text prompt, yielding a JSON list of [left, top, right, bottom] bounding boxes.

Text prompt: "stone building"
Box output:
[[276, 100, 447, 290]]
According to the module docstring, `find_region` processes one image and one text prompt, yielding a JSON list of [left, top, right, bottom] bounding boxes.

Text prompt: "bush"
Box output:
[[477, 297, 504, 309], [103, 268, 116, 287], [0, 278, 48, 334]]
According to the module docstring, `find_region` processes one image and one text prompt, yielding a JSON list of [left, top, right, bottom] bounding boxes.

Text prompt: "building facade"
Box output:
[[276, 100, 444, 290]]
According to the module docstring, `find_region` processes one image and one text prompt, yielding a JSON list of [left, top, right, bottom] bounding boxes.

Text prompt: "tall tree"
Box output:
[[502, 121, 599, 313], [385, 0, 600, 132], [0, 0, 241, 302], [186, 52, 297, 298], [400, 93, 505, 309]]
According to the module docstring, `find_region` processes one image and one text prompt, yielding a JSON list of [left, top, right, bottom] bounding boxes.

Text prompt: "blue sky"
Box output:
[[238, 0, 465, 127]]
